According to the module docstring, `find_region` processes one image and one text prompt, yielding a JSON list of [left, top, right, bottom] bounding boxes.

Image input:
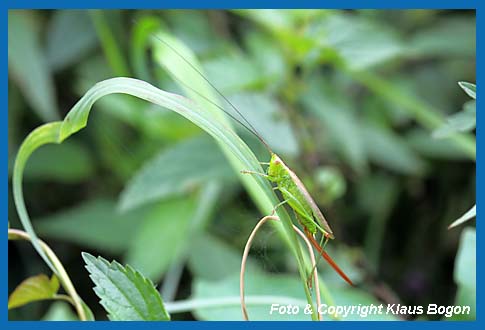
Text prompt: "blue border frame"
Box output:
[[3, 1, 480, 329]]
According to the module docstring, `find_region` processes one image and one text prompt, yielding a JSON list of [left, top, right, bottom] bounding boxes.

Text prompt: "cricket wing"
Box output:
[[285, 164, 335, 239]]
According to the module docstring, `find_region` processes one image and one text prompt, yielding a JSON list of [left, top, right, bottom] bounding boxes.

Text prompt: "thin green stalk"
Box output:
[[165, 296, 307, 314], [8, 228, 89, 321], [90, 10, 130, 77]]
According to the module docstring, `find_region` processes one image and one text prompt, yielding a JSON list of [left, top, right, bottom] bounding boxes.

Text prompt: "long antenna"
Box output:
[[167, 71, 274, 151], [146, 31, 273, 153]]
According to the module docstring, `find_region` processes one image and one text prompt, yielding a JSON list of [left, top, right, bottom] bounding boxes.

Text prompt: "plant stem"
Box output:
[[90, 10, 130, 77], [165, 296, 307, 314], [8, 228, 88, 321]]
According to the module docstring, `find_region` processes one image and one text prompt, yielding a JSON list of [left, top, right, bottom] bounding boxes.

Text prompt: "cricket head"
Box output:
[[267, 153, 285, 182]]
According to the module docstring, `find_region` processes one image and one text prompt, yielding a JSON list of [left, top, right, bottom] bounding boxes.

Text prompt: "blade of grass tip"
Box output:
[[12, 77, 317, 320]]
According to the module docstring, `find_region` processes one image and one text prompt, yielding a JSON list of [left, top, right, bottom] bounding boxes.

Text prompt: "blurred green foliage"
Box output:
[[8, 9, 475, 321]]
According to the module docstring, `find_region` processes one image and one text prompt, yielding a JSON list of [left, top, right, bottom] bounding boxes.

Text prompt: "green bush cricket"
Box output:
[[152, 32, 353, 286]]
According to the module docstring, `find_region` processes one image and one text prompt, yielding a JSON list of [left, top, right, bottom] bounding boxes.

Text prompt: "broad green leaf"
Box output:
[[432, 100, 476, 139], [452, 228, 475, 320], [406, 129, 469, 160], [8, 274, 60, 309], [309, 13, 403, 70], [350, 70, 476, 161], [46, 10, 98, 71], [407, 17, 476, 58], [119, 136, 234, 211], [362, 124, 426, 175], [458, 82, 476, 100], [8, 10, 59, 122], [302, 83, 367, 173], [21, 140, 94, 183], [124, 197, 197, 280], [82, 252, 170, 321], [244, 31, 287, 87], [36, 199, 145, 254], [449, 205, 476, 229], [166, 10, 219, 55], [42, 301, 78, 321], [203, 54, 262, 93]]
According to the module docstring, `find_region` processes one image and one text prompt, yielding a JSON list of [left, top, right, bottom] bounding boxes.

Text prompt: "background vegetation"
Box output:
[[8, 9, 476, 321]]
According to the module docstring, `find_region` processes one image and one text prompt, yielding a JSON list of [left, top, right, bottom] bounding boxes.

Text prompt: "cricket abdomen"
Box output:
[[277, 175, 317, 234]]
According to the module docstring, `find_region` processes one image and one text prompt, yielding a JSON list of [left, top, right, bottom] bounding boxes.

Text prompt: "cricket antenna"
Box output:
[[138, 22, 273, 154]]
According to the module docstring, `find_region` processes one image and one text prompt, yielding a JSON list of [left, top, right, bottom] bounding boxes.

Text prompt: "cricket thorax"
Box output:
[[267, 154, 287, 183]]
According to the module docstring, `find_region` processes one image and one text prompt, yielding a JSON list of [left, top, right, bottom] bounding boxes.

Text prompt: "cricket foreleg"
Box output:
[[240, 170, 270, 179]]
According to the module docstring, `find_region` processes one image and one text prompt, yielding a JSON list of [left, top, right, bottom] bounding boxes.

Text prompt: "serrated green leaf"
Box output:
[[458, 82, 476, 100], [119, 136, 234, 211], [8, 10, 59, 122], [82, 252, 170, 321], [8, 274, 60, 309], [449, 205, 476, 229]]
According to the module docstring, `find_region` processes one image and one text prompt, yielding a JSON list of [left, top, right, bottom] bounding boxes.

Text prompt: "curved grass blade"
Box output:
[[13, 76, 318, 319]]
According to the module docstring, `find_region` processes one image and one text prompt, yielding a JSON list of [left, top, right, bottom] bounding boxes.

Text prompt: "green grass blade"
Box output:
[[12, 76, 318, 319]]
